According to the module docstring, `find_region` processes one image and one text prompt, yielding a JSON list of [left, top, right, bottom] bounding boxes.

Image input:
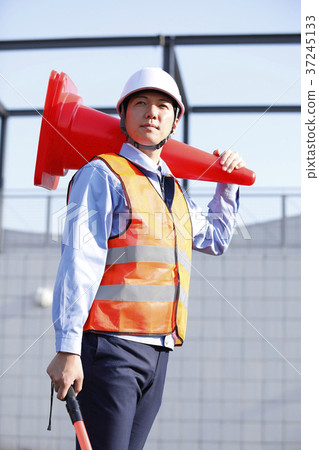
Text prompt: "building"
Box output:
[[0, 210, 300, 450]]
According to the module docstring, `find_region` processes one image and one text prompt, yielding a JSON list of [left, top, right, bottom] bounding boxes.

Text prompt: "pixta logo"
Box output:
[[51, 202, 98, 249]]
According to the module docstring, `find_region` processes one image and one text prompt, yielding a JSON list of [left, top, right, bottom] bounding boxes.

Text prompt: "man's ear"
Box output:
[[172, 118, 179, 134]]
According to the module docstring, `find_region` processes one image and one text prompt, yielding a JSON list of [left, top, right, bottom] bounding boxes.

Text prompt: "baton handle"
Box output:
[[65, 386, 93, 450]]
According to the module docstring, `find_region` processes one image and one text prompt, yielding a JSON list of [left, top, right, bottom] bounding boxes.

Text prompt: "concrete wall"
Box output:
[[0, 222, 300, 450]]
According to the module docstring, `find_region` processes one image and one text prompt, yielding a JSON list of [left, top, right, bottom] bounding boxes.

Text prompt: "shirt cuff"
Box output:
[[215, 182, 239, 199], [55, 335, 82, 356]]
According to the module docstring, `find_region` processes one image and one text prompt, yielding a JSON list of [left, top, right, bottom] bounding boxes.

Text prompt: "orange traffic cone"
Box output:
[[34, 70, 256, 190]]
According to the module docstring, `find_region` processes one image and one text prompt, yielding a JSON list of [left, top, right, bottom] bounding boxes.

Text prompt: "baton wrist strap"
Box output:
[[47, 381, 54, 431]]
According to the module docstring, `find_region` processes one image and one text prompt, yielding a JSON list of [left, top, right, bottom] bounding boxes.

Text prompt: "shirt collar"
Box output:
[[119, 143, 172, 177]]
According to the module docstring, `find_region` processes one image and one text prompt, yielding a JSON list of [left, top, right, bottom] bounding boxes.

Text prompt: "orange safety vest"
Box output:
[[83, 153, 193, 346]]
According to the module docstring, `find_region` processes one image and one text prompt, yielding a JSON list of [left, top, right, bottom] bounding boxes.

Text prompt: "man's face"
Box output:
[[125, 90, 177, 148]]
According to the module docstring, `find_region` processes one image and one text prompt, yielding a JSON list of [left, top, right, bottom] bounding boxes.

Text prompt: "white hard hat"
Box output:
[[117, 67, 184, 119]]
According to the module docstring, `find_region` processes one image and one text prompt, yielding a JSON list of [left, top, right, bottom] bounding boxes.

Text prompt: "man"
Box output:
[[47, 67, 245, 449]]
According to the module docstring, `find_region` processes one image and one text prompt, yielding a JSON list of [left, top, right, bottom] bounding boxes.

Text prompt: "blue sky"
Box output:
[[0, 0, 300, 39], [0, 0, 301, 230]]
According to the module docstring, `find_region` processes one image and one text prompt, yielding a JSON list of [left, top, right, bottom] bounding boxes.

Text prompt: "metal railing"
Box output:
[[1, 189, 300, 251]]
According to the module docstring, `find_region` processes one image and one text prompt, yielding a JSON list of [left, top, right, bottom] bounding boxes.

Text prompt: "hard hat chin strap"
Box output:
[[127, 136, 170, 151], [120, 105, 179, 151]]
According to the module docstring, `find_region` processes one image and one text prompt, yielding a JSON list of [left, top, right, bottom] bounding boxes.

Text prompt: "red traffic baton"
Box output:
[[65, 386, 93, 450]]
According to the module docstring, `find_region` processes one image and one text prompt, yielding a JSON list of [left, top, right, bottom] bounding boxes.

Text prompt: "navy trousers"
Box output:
[[76, 333, 170, 450]]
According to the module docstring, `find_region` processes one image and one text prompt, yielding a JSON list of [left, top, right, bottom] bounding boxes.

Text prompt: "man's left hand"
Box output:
[[213, 149, 246, 173]]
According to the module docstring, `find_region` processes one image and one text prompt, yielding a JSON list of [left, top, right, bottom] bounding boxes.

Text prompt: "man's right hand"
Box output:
[[47, 352, 84, 401]]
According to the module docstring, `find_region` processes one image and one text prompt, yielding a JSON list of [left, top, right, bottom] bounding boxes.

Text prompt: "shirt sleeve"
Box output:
[[52, 162, 122, 355], [184, 182, 240, 255]]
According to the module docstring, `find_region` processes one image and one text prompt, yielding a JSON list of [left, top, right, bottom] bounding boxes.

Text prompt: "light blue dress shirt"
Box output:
[[53, 143, 239, 354]]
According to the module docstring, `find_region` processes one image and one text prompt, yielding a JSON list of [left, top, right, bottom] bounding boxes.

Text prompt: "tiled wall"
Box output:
[[0, 244, 300, 450]]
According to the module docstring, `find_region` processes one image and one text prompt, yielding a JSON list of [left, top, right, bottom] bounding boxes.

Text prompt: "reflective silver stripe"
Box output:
[[179, 285, 189, 308], [177, 248, 192, 274], [106, 245, 191, 274], [106, 246, 175, 265], [95, 284, 189, 308], [95, 284, 177, 303]]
